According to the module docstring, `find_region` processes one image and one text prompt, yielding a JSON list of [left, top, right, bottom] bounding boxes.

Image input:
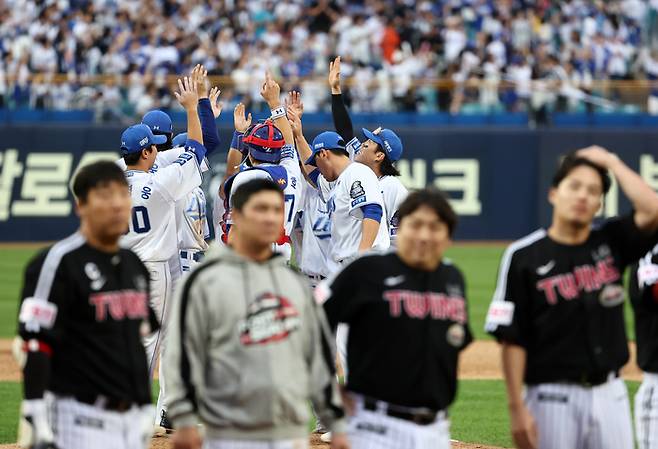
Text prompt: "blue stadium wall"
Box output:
[[0, 124, 656, 241]]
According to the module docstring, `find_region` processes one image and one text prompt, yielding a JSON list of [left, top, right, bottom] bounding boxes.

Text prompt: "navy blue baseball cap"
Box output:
[[362, 128, 403, 162], [120, 124, 167, 155], [142, 110, 173, 135], [172, 132, 187, 148], [306, 131, 346, 166]]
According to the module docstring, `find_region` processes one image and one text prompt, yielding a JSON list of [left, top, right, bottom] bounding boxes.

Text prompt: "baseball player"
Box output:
[[296, 126, 389, 273], [485, 147, 658, 449], [120, 76, 207, 433], [212, 102, 252, 242], [630, 244, 658, 449], [171, 132, 211, 272], [318, 188, 472, 449], [221, 71, 302, 259], [327, 56, 408, 243], [15, 161, 158, 449], [141, 66, 221, 275], [164, 178, 349, 449]]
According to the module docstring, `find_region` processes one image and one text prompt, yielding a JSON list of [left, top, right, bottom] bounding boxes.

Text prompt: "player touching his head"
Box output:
[[120, 75, 207, 433], [485, 146, 658, 449]]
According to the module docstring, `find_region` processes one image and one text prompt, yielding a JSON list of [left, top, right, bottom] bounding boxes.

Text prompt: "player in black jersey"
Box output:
[[485, 146, 658, 449], [319, 188, 472, 449], [15, 161, 159, 449], [630, 245, 658, 449]]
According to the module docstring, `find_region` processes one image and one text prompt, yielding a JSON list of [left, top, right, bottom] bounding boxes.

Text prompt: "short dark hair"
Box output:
[[72, 160, 128, 203], [122, 150, 142, 166], [397, 188, 458, 236], [329, 148, 349, 158], [552, 152, 611, 194], [232, 178, 283, 211]]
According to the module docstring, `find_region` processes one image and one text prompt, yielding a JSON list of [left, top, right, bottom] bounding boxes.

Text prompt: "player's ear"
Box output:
[[548, 187, 557, 206]]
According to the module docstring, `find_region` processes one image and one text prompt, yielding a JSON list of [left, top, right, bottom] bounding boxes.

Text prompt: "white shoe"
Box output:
[[320, 432, 332, 443]]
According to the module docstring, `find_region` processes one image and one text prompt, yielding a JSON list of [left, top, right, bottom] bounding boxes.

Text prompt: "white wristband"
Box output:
[[270, 106, 286, 119]]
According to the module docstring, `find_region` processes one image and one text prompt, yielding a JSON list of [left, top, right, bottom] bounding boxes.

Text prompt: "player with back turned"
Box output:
[[15, 161, 159, 449], [317, 188, 472, 449], [120, 75, 208, 433], [485, 146, 658, 449]]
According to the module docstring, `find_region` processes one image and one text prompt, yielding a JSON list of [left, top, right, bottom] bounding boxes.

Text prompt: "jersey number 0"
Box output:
[[131, 206, 151, 233]]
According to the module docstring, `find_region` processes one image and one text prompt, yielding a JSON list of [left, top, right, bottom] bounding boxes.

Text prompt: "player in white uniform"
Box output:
[[119, 76, 206, 432], [356, 128, 408, 244], [171, 132, 211, 272], [221, 72, 302, 259]]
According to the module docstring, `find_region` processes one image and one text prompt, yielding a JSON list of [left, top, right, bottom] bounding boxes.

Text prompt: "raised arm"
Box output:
[[329, 56, 354, 141], [174, 77, 203, 147], [260, 70, 294, 146], [578, 146, 658, 232], [192, 65, 219, 154]]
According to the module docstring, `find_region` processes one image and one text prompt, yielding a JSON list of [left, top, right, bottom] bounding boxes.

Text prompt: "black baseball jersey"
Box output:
[[321, 252, 473, 411], [485, 214, 658, 385], [18, 232, 157, 405], [629, 244, 658, 373]]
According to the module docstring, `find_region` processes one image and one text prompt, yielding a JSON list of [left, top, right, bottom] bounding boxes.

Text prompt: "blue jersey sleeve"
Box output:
[[198, 98, 219, 154], [361, 203, 383, 222]]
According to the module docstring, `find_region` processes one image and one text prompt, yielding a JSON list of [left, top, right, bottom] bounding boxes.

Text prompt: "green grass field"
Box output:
[[0, 244, 641, 446]]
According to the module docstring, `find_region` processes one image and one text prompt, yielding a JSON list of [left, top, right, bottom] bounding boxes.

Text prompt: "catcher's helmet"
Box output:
[[243, 120, 285, 163]]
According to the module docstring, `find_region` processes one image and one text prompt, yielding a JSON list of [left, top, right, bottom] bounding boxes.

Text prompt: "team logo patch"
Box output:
[[19, 298, 58, 331], [390, 210, 400, 228], [485, 301, 514, 326], [351, 196, 366, 207], [350, 181, 366, 199], [239, 293, 300, 345], [85, 262, 106, 291], [598, 284, 625, 308], [446, 323, 465, 347]]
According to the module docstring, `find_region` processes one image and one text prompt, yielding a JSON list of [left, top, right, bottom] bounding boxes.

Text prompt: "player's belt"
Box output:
[[562, 370, 619, 387], [75, 394, 136, 412], [362, 397, 444, 426], [180, 250, 204, 262]]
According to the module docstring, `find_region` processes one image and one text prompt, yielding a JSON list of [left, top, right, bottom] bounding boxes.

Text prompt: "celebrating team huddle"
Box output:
[[13, 56, 658, 449]]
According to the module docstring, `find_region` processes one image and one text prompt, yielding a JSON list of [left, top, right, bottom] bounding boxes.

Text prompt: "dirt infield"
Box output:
[[0, 338, 642, 449]]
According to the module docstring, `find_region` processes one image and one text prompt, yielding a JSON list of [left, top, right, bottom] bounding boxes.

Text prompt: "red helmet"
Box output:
[[243, 120, 285, 163]]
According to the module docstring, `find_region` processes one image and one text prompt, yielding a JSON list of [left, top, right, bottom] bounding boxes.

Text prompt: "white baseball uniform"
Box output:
[[378, 175, 408, 245], [317, 162, 389, 274], [119, 141, 203, 425], [224, 145, 303, 258], [49, 395, 154, 449], [346, 395, 450, 449], [298, 180, 332, 284]]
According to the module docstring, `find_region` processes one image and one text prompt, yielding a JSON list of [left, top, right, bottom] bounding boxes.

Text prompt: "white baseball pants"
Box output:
[[50, 396, 154, 449], [346, 395, 450, 449], [203, 438, 308, 449], [636, 372, 658, 449], [526, 375, 633, 449], [143, 260, 173, 425]]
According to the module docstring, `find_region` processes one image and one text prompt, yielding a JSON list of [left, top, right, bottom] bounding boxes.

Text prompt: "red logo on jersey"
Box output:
[[239, 293, 300, 345], [89, 290, 148, 321], [383, 290, 466, 323], [535, 256, 621, 305]]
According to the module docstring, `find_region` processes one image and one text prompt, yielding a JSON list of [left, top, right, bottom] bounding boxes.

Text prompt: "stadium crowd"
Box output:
[[2, 0, 658, 120]]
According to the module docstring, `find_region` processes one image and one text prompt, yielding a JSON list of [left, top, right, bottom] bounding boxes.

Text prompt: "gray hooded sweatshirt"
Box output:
[[164, 244, 346, 440]]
